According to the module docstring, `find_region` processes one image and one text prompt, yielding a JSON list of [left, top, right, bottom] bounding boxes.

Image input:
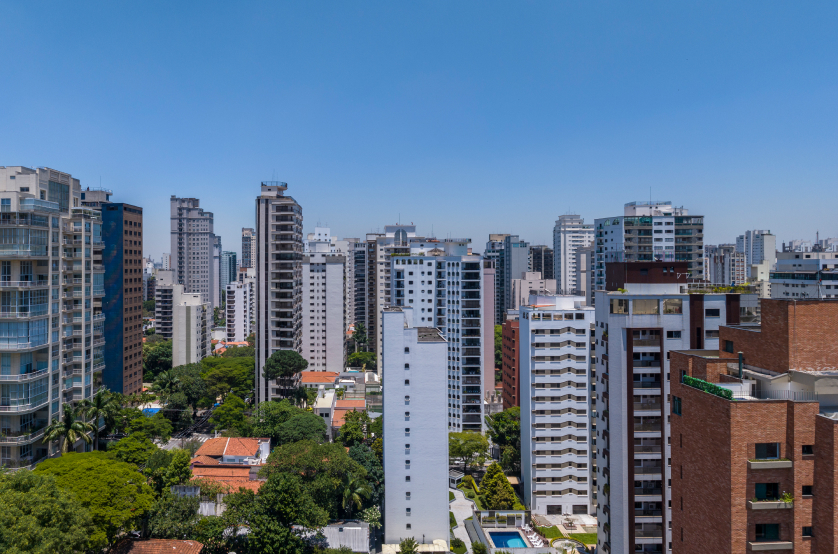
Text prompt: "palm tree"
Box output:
[[43, 405, 95, 455], [79, 389, 120, 450], [340, 472, 372, 519], [152, 370, 180, 402]]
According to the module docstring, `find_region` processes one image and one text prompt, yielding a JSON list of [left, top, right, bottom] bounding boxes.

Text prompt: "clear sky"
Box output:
[[2, 2, 836, 258]]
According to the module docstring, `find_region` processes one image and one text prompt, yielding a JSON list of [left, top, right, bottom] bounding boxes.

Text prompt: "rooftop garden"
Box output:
[[682, 375, 733, 400]]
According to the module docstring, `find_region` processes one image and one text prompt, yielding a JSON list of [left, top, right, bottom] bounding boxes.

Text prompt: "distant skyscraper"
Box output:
[[302, 228, 346, 372], [226, 272, 255, 343], [170, 196, 220, 311], [255, 182, 303, 404], [484, 234, 509, 324], [220, 251, 237, 293], [502, 234, 530, 314], [707, 244, 746, 285], [553, 215, 594, 295], [735, 230, 776, 277], [530, 245, 555, 280], [241, 228, 255, 268]]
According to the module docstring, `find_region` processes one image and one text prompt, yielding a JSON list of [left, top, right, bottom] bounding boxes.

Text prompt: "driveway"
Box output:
[[450, 488, 475, 552]]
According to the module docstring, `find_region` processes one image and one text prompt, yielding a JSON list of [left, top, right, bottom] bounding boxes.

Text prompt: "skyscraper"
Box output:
[[302, 229, 346, 372], [255, 182, 303, 404], [530, 245, 555, 280], [220, 251, 237, 293], [484, 234, 509, 324], [502, 234, 530, 315], [241, 228, 255, 268], [735, 230, 776, 278], [553, 214, 594, 295], [170, 197, 220, 311]]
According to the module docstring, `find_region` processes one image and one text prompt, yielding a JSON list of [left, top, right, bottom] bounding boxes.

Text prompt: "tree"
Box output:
[[352, 323, 368, 352], [144, 339, 172, 380], [142, 299, 155, 315], [248, 473, 329, 554], [152, 370, 181, 402], [481, 462, 504, 489], [371, 437, 383, 463], [276, 412, 328, 446], [340, 473, 371, 519], [146, 492, 200, 539], [485, 407, 521, 472], [34, 452, 155, 551], [165, 449, 193, 487], [209, 394, 247, 433], [170, 363, 208, 415], [201, 357, 254, 401], [361, 505, 382, 529], [262, 350, 308, 396], [251, 400, 307, 446], [347, 351, 376, 369], [109, 432, 159, 466], [164, 392, 193, 431], [449, 432, 489, 473], [482, 472, 516, 510], [127, 412, 173, 442], [221, 345, 255, 358], [370, 414, 383, 437], [338, 415, 365, 448], [348, 444, 384, 508], [0, 469, 94, 554], [472, 542, 488, 554], [399, 537, 419, 554], [495, 324, 502, 368], [79, 389, 120, 450], [43, 405, 95, 455]]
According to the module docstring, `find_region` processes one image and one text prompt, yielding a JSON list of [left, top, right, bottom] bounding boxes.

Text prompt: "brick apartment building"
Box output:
[[501, 318, 520, 409], [671, 299, 838, 553]]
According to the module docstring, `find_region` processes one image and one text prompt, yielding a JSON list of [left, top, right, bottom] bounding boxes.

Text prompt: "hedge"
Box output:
[[683, 375, 732, 400]]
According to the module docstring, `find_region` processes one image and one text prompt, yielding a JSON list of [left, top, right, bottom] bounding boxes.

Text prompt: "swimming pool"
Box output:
[[488, 531, 527, 548]]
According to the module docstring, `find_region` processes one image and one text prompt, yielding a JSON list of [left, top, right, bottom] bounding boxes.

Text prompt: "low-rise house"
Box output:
[[300, 370, 340, 389], [111, 539, 204, 554], [192, 437, 270, 466]]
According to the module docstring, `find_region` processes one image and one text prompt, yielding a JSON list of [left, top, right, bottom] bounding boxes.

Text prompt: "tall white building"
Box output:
[[171, 288, 212, 367], [241, 228, 255, 269], [170, 197, 220, 311], [553, 215, 594, 295], [574, 244, 596, 307], [510, 271, 557, 311], [390, 239, 486, 432], [302, 230, 346, 372], [520, 295, 595, 516], [382, 306, 448, 548], [255, 182, 303, 404], [0, 166, 107, 468], [594, 201, 704, 292], [706, 244, 747, 285], [226, 274, 255, 342], [735, 230, 776, 277], [594, 261, 745, 554]]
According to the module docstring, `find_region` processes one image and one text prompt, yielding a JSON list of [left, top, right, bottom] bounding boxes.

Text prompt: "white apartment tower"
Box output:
[[520, 295, 595, 516], [553, 215, 594, 295], [736, 230, 776, 277], [226, 274, 255, 343], [0, 166, 107, 468], [390, 239, 486, 432], [170, 197, 220, 311], [255, 182, 303, 404], [510, 272, 557, 311], [706, 244, 747, 286], [382, 306, 448, 547], [593, 201, 704, 292], [171, 289, 212, 367], [593, 261, 746, 554], [241, 228, 255, 269], [302, 229, 346, 372]]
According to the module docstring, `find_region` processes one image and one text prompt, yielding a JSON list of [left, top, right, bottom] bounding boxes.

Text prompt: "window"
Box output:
[[610, 299, 628, 314], [404, 347, 410, 353], [755, 483, 780, 501], [705, 308, 720, 317], [802, 485, 813, 496], [672, 396, 682, 416], [405, 476, 410, 482], [755, 442, 780, 459], [406, 524, 411, 530], [405, 395, 410, 402], [724, 340, 734, 353], [404, 363, 410, 369], [406, 508, 411, 516], [705, 330, 719, 339], [663, 299, 682, 314], [632, 299, 659, 315], [802, 445, 814, 456], [755, 523, 780, 541], [405, 428, 410, 436], [803, 526, 813, 537], [666, 331, 682, 339], [404, 379, 410, 386]]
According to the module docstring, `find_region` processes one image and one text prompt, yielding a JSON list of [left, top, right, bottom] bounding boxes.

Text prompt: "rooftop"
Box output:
[[301, 371, 339, 384], [111, 539, 204, 554], [417, 327, 446, 342]]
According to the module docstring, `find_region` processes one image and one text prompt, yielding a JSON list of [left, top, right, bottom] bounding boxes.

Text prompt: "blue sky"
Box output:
[[2, 2, 836, 258]]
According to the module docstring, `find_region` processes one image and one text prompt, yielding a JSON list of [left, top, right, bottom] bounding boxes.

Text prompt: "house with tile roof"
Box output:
[[111, 539, 204, 554], [300, 370, 340, 389], [192, 437, 270, 466]]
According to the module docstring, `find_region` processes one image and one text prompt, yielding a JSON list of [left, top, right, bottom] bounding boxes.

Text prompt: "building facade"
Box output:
[[510, 271, 557, 311], [226, 277, 255, 343], [170, 197, 220, 311], [736, 230, 776, 277], [553, 215, 594, 295], [594, 202, 704, 292], [220, 251, 237, 295], [390, 239, 486, 431], [574, 244, 596, 307], [520, 295, 595, 516], [171, 288, 211, 367], [241, 228, 255, 269], [302, 235, 346, 372], [255, 182, 303, 404], [382, 306, 448, 547], [707, 244, 747, 286], [594, 261, 746, 554], [531, 245, 555, 281], [501, 318, 520, 410]]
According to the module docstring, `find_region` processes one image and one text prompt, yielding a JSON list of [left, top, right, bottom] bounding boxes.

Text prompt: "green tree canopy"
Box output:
[[482, 472, 516, 510], [348, 444, 384, 508], [200, 356, 254, 401], [400, 537, 419, 554], [108, 432, 159, 466], [251, 400, 307, 446], [262, 349, 308, 382], [347, 351, 376, 369], [276, 412, 328, 446], [78, 389, 121, 450], [449, 432, 489, 473], [127, 412, 173, 442], [0, 469, 93, 554], [209, 394, 247, 433], [170, 363, 209, 414], [43, 405, 94, 456], [221, 345, 255, 358], [144, 339, 173, 380], [34, 452, 155, 551], [147, 492, 200, 539], [352, 323, 367, 351], [481, 462, 504, 490], [485, 407, 520, 472]]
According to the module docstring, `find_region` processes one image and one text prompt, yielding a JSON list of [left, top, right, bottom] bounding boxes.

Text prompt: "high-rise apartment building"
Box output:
[[553, 215, 594, 295], [671, 299, 838, 553], [482, 259, 496, 392], [390, 239, 486, 431], [0, 166, 108, 468], [382, 306, 448, 547], [344, 238, 367, 330], [161, 253, 171, 270], [736, 230, 776, 277], [502, 235, 531, 314], [154, 269, 211, 366], [226, 275, 255, 343], [154, 270, 176, 339], [520, 294, 595, 516], [302, 231, 346, 372], [510, 272, 557, 311], [707, 244, 747, 286], [255, 182, 303, 404], [574, 244, 596, 307], [594, 261, 748, 554], [484, 234, 509, 325], [220, 251, 236, 294], [241, 228, 255, 269], [594, 202, 704, 292], [170, 197, 219, 311], [531, 245, 555, 281], [500, 317, 520, 410]]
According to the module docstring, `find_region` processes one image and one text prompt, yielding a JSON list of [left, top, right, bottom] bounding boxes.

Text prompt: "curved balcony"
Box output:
[[0, 280, 50, 289], [0, 397, 49, 413], [0, 426, 47, 445], [0, 368, 50, 382]]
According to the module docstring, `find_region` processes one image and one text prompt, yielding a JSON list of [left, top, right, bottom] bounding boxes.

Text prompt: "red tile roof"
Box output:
[[194, 437, 228, 457], [111, 539, 204, 554], [193, 437, 264, 459], [192, 466, 253, 479], [190, 455, 219, 466], [335, 399, 366, 408], [300, 371, 339, 384], [191, 475, 264, 493]]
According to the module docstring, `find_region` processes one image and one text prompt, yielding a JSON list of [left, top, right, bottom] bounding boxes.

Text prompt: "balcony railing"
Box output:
[[634, 423, 662, 432], [0, 280, 50, 288], [0, 368, 49, 381]]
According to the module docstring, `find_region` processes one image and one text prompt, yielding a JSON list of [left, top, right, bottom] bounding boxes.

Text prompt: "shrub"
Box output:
[[449, 512, 457, 527]]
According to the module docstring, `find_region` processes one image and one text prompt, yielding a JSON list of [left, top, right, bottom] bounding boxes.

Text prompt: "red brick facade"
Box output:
[[501, 319, 519, 410]]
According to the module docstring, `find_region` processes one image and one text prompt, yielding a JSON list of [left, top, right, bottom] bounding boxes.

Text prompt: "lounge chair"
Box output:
[[532, 539, 544, 547]]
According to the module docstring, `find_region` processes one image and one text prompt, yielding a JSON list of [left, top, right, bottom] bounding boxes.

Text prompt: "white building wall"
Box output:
[[520, 295, 594, 516], [382, 308, 448, 546], [302, 250, 346, 372], [226, 279, 254, 342], [553, 215, 594, 295], [172, 288, 211, 367]]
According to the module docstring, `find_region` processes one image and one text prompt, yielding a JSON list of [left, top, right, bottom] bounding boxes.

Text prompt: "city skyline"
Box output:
[[3, 2, 837, 259]]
